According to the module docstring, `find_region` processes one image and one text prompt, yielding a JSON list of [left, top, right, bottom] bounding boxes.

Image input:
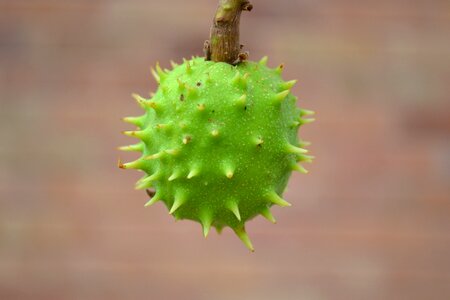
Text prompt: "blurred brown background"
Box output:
[[1, 0, 450, 299]]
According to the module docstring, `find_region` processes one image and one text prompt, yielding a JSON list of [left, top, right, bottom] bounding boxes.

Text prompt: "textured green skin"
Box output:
[[121, 57, 313, 250]]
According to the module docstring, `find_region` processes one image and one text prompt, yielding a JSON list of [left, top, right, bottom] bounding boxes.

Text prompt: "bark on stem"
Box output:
[[205, 0, 253, 65]]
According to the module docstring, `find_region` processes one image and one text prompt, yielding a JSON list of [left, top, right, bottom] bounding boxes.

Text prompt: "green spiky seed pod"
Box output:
[[119, 1, 314, 251]]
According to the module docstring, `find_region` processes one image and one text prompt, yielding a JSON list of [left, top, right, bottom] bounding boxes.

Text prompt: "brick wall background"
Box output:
[[1, 0, 449, 299]]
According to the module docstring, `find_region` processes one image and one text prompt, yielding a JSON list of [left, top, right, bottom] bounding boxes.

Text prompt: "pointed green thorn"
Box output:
[[252, 136, 264, 147], [274, 90, 290, 104], [291, 163, 309, 174], [197, 103, 206, 111], [170, 60, 178, 68], [236, 94, 247, 108], [118, 143, 144, 152], [187, 167, 200, 179], [150, 67, 160, 84], [261, 207, 277, 224], [122, 116, 144, 127], [300, 109, 315, 116], [259, 56, 268, 66], [223, 163, 235, 179], [275, 64, 284, 74], [300, 118, 316, 125], [234, 227, 254, 252], [227, 201, 241, 221], [183, 58, 192, 74], [144, 193, 161, 207], [146, 100, 160, 113], [287, 144, 309, 155], [132, 93, 147, 109], [177, 78, 186, 91], [146, 171, 162, 182], [297, 154, 315, 163], [211, 129, 220, 137], [144, 151, 164, 161], [155, 62, 167, 82], [165, 148, 180, 156], [120, 159, 145, 170], [281, 80, 297, 90], [182, 135, 192, 145], [168, 170, 181, 182], [266, 191, 291, 207], [241, 73, 249, 89], [169, 194, 186, 214], [135, 180, 153, 190], [232, 71, 241, 85], [298, 140, 312, 147], [200, 213, 213, 238]]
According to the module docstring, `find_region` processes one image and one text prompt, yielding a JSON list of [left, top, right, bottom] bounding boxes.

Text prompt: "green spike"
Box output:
[[135, 174, 154, 189], [177, 78, 186, 91], [297, 154, 314, 163], [200, 212, 213, 238], [298, 140, 312, 147], [274, 90, 290, 104], [300, 118, 316, 125], [144, 193, 161, 207], [286, 144, 308, 155], [259, 56, 268, 66], [252, 136, 264, 147], [144, 151, 164, 160], [281, 80, 297, 90], [122, 130, 146, 139], [240, 73, 249, 89], [291, 163, 309, 174], [182, 135, 192, 145], [234, 227, 254, 252], [118, 143, 144, 152], [236, 94, 247, 108], [146, 101, 160, 113], [168, 169, 182, 181], [170, 60, 178, 68], [211, 129, 220, 137], [122, 116, 144, 127], [170, 193, 186, 214], [135, 180, 153, 190], [300, 109, 315, 116], [187, 167, 200, 179], [223, 163, 235, 179], [197, 103, 206, 111], [275, 64, 284, 74], [146, 170, 162, 182], [165, 148, 180, 156], [232, 72, 249, 89], [132, 93, 147, 109], [232, 71, 241, 85], [227, 201, 241, 221], [290, 121, 301, 128], [266, 191, 291, 207], [120, 158, 145, 170], [184, 59, 192, 74], [205, 72, 212, 84], [155, 62, 167, 82], [150, 67, 160, 84], [261, 207, 276, 224]]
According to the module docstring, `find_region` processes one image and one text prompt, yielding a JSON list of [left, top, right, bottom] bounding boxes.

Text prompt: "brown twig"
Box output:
[[204, 0, 253, 65]]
